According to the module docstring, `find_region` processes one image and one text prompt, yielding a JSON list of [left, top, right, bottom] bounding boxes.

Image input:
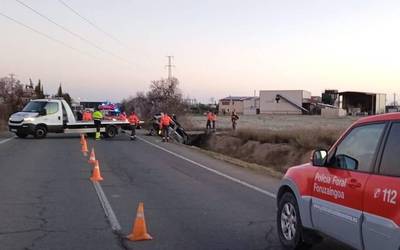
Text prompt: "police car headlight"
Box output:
[[24, 117, 35, 122]]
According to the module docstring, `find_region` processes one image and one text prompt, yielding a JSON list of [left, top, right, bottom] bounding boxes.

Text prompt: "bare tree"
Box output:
[[122, 77, 186, 119], [0, 75, 24, 127]]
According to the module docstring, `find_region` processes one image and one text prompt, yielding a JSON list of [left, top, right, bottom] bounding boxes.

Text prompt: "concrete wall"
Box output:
[[243, 98, 260, 115], [218, 100, 245, 114], [321, 108, 347, 118], [259, 90, 310, 114], [376, 94, 386, 114]]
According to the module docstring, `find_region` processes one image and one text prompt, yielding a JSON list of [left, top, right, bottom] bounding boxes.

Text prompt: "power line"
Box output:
[[57, 0, 125, 46], [0, 11, 98, 60], [14, 0, 132, 66]]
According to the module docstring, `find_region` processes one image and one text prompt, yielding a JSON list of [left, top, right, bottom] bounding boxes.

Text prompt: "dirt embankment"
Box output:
[[199, 128, 343, 174]]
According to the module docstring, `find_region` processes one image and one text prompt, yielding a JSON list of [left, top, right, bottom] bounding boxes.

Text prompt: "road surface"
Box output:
[[0, 131, 351, 250]]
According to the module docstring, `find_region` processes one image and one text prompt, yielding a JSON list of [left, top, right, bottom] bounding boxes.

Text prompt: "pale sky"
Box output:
[[1, 0, 400, 103]]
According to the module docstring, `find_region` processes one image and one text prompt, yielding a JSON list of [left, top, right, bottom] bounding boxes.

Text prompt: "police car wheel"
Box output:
[[277, 192, 303, 249]]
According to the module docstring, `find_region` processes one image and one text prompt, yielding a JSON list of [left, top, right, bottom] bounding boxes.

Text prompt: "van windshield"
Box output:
[[22, 101, 47, 113]]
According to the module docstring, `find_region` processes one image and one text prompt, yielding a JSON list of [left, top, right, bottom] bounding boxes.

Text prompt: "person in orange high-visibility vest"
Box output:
[[118, 112, 127, 121], [160, 112, 172, 142], [211, 112, 217, 130], [206, 111, 213, 130], [128, 112, 140, 140], [82, 110, 92, 121]]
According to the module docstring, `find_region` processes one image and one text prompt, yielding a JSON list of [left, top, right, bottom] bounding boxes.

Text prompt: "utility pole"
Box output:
[[165, 56, 175, 80], [394, 93, 397, 107]]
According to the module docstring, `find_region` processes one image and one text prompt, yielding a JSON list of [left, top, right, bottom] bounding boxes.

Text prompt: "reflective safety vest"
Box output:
[[207, 112, 213, 121], [118, 113, 127, 121], [128, 114, 139, 125], [83, 111, 92, 121], [160, 115, 172, 127], [93, 111, 103, 120]]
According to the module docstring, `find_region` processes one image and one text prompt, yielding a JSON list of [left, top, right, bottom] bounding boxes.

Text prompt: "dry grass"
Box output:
[[184, 114, 358, 131], [234, 128, 342, 150], [202, 128, 344, 174]]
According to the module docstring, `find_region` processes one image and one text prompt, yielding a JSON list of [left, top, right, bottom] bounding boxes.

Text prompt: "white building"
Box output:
[[218, 96, 251, 115], [259, 90, 311, 115], [243, 97, 260, 115]]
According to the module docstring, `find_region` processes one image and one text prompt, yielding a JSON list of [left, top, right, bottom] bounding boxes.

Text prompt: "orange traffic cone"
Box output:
[[90, 160, 103, 182], [81, 139, 88, 156], [88, 148, 96, 164], [126, 202, 153, 241], [80, 134, 85, 145]]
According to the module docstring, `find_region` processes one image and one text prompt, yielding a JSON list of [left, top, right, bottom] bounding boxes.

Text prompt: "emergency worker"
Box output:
[[83, 110, 92, 121], [211, 112, 217, 130], [206, 111, 212, 130], [128, 112, 140, 140], [118, 112, 127, 121], [92, 107, 103, 140], [160, 112, 172, 142], [231, 111, 239, 130]]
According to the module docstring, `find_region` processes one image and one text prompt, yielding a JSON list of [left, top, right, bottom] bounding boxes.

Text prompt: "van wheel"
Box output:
[[277, 192, 303, 249], [105, 126, 117, 138], [16, 132, 28, 138], [34, 126, 47, 139]]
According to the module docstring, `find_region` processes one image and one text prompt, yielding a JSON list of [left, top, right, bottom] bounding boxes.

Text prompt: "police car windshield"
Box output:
[[22, 101, 47, 113]]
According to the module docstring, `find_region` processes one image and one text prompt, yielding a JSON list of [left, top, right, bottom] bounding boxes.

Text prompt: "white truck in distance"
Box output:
[[8, 99, 130, 139]]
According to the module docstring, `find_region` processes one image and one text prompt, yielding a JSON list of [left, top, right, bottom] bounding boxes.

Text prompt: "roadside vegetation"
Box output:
[[183, 115, 355, 175], [202, 128, 343, 174], [121, 77, 187, 120]]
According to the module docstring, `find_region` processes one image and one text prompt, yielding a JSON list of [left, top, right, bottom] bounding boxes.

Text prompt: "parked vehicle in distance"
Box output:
[[8, 98, 130, 139], [277, 112, 400, 250]]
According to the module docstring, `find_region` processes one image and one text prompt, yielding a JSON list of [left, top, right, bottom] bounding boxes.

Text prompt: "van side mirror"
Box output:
[[311, 149, 328, 166]]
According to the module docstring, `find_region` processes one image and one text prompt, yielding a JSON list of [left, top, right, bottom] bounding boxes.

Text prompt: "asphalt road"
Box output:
[[0, 131, 352, 250]]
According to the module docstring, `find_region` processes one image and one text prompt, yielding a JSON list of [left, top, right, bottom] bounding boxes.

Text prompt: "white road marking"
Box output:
[[137, 136, 277, 199], [0, 137, 15, 144], [92, 181, 122, 232]]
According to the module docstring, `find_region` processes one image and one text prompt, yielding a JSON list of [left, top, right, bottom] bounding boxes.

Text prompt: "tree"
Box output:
[[0, 75, 25, 121], [34, 79, 45, 99], [121, 77, 187, 119], [56, 83, 63, 97]]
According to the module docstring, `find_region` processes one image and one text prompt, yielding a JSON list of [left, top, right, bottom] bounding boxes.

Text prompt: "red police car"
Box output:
[[277, 113, 400, 250]]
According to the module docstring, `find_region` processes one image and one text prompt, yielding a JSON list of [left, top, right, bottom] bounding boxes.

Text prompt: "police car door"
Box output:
[[363, 122, 400, 250], [311, 123, 386, 249]]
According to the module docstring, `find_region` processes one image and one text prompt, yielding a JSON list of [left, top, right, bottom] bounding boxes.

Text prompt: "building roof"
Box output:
[[339, 91, 386, 96], [219, 96, 253, 101]]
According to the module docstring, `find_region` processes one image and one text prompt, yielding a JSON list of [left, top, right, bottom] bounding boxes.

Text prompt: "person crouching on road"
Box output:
[[128, 112, 139, 140], [160, 112, 172, 142], [92, 107, 103, 140]]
